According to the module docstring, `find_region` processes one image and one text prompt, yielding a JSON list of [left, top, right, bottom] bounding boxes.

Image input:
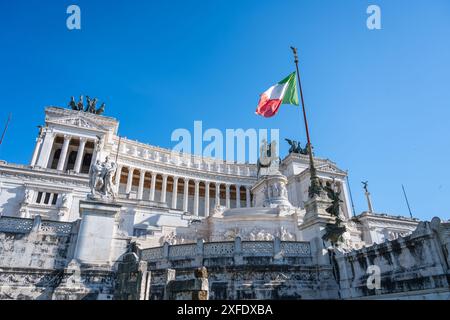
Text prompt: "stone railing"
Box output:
[[0, 216, 34, 234], [0, 216, 73, 236], [139, 238, 312, 268], [39, 220, 73, 236]]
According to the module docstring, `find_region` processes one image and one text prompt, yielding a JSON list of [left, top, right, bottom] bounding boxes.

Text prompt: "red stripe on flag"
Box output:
[[255, 94, 282, 118]]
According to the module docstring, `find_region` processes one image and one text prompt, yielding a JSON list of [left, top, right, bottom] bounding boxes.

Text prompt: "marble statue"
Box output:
[[257, 139, 281, 178], [23, 190, 32, 205], [94, 136, 105, 153], [58, 193, 71, 216], [61, 193, 70, 208], [88, 156, 117, 201]]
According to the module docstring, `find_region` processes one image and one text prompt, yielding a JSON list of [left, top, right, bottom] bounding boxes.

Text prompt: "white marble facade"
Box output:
[[0, 106, 419, 248]]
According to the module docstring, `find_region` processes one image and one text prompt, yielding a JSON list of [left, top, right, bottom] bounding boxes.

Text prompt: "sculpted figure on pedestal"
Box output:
[[22, 190, 32, 206], [285, 138, 309, 155], [77, 96, 84, 111], [69, 97, 77, 110], [88, 156, 117, 201]]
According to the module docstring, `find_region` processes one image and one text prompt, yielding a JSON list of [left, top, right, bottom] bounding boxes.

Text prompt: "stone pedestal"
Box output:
[[299, 196, 335, 264], [74, 200, 122, 266], [251, 173, 291, 208]]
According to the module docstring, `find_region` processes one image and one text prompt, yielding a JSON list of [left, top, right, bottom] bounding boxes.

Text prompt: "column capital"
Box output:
[[139, 170, 146, 177], [63, 134, 72, 141], [194, 179, 200, 185], [173, 176, 180, 182], [44, 130, 56, 139], [79, 137, 88, 143], [151, 172, 158, 178]]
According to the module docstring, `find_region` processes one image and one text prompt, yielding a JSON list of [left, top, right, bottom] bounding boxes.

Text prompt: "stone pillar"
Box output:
[[236, 185, 241, 208], [150, 172, 157, 201], [215, 183, 221, 207], [234, 237, 243, 265], [36, 131, 55, 168], [194, 180, 200, 217], [205, 182, 210, 217], [30, 135, 44, 167], [57, 135, 71, 171], [183, 178, 190, 212], [115, 165, 123, 187], [225, 184, 231, 208], [160, 174, 168, 203], [365, 191, 374, 213], [172, 177, 179, 209], [74, 137, 87, 173], [74, 201, 122, 265], [126, 168, 134, 194], [246, 186, 251, 208], [138, 170, 145, 200]]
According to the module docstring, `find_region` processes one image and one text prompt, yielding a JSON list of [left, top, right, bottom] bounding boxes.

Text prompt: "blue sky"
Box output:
[[0, 0, 449, 221]]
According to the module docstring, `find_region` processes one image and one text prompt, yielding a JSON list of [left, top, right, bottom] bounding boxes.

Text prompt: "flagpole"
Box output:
[[0, 113, 12, 146], [290, 47, 322, 198], [402, 184, 413, 219]]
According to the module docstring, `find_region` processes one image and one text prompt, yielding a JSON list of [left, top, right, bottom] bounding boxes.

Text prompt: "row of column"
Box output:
[[32, 133, 93, 173], [115, 166, 252, 217]]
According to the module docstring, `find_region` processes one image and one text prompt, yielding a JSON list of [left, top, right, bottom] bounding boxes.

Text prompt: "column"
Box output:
[[126, 168, 134, 194], [172, 177, 179, 209], [215, 183, 220, 207], [115, 165, 123, 186], [226, 184, 231, 208], [236, 185, 241, 208], [30, 136, 44, 166], [246, 186, 251, 208], [74, 137, 87, 173], [114, 165, 123, 194], [205, 182, 210, 217], [36, 131, 55, 168], [150, 172, 157, 201], [365, 191, 374, 213], [183, 178, 190, 212], [160, 174, 168, 203], [57, 135, 71, 171], [193, 180, 200, 217], [138, 170, 145, 200]]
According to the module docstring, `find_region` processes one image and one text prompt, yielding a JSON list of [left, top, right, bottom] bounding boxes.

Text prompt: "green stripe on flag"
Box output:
[[280, 72, 299, 106]]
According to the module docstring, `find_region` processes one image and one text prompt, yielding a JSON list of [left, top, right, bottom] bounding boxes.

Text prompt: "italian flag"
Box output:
[[255, 72, 299, 118]]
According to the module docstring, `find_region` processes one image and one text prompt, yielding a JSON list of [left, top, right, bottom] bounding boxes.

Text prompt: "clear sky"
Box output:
[[0, 0, 449, 221]]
